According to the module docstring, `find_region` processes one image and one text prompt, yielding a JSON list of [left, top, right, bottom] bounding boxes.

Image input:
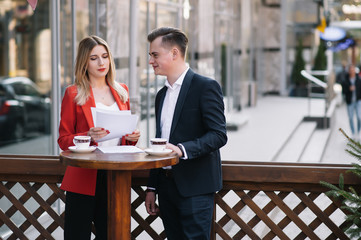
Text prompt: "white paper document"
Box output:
[[98, 146, 144, 153], [91, 107, 138, 142]]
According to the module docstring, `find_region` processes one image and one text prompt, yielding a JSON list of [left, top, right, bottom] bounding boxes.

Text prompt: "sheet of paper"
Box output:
[[97, 145, 144, 153], [91, 107, 138, 142]]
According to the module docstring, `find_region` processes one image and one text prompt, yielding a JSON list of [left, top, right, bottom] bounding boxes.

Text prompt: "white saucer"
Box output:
[[69, 146, 97, 153], [144, 148, 173, 156]]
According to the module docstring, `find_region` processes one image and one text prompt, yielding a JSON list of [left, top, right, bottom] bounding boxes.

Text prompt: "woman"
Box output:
[[58, 35, 140, 239]]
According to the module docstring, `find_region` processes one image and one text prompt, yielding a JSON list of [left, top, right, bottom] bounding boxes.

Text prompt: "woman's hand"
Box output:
[[125, 129, 140, 142], [88, 127, 110, 142]]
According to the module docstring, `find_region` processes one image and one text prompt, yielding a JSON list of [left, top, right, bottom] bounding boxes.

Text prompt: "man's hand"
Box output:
[[145, 192, 159, 215], [165, 143, 183, 157]]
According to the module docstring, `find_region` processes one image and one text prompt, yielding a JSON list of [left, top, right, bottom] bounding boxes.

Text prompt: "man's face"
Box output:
[[349, 66, 355, 76], [148, 36, 173, 76]]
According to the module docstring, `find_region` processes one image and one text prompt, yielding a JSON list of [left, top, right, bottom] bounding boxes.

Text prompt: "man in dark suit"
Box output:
[[144, 27, 227, 240]]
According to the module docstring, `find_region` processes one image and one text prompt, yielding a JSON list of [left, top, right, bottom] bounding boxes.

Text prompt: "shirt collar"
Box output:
[[165, 67, 190, 89]]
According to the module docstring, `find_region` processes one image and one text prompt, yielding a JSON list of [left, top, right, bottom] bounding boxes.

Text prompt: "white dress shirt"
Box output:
[[161, 67, 189, 160]]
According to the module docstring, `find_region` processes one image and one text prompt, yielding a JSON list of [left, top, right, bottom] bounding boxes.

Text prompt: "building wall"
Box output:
[[0, 0, 323, 155]]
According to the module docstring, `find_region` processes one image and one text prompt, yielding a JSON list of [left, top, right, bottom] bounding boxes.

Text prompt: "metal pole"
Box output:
[[146, 1, 150, 146], [50, 1, 61, 155], [95, 0, 99, 36], [71, 0, 76, 84], [129, 0, 139, 115], [308, 81, 311, 117], [280, 0, 287, 95]]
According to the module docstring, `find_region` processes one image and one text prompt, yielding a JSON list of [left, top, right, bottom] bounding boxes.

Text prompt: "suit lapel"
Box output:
[[156, 87, 167, 138], [170, 69, 194, 138]]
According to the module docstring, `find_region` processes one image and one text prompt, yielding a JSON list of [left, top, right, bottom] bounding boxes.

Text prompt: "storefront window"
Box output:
[[138, 0, 183, 146], [0, 0, 52, 154]]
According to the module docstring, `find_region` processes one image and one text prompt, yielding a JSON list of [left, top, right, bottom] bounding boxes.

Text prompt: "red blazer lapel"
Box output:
[[81, 88, 96, 129], [110, 83, 130, 111]]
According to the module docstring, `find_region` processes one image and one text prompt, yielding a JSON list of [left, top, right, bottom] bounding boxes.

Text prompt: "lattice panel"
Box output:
[[0, 182, 354, 239], [214, 189, 351, 240], [0, 181, 66, 240], [0, 183, 166, 240], [131, 186, 166, 240]]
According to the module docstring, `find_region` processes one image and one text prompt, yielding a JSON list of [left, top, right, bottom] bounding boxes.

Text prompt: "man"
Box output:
[[145, 27, 227, 240], [342, 65, 361, 139]]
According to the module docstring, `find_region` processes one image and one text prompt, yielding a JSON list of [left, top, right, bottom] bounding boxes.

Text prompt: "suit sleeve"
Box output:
[[58, 88, 88, 150], [181, 80, 227, 159]]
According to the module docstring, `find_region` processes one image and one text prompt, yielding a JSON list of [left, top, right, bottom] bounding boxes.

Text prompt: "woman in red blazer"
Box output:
[[58, 35, 140, 240]]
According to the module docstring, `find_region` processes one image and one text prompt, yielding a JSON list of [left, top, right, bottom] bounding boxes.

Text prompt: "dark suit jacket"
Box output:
[[342, 74, 361, 105], [148, 69, 227, 197]]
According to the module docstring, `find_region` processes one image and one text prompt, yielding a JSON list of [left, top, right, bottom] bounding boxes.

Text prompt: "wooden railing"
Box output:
[[0, 156, 360, 239]]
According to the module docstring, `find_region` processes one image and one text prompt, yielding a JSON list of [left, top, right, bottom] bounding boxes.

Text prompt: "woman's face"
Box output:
[[87, 45, 110, 81]]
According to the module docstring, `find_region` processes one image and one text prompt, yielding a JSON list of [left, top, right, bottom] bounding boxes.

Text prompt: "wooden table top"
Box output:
[[60, 149, 179, 170]]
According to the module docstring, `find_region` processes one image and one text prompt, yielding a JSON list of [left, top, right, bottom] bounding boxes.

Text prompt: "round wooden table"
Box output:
[[60, 149, 178, 240]]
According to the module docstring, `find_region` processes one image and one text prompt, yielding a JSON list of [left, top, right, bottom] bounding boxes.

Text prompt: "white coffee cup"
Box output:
[[150, 138, 167, 152], [73, 136, 91, 149]]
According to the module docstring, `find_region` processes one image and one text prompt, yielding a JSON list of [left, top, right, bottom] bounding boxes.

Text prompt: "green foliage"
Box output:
[[320, 128, 361, 238], [291, 38, 307, 86], [313, 40, 327, 82]]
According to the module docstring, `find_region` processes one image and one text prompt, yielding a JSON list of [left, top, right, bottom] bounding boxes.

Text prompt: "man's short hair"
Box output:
[[147, 27, 188, 57]]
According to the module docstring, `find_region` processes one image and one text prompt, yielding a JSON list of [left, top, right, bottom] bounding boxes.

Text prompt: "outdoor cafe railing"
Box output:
[[301, 70, 336, 129], [0, 155, 360, 239]]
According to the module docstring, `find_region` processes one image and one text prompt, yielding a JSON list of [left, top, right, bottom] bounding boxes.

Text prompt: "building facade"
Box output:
[[0, 0, 323, 155]]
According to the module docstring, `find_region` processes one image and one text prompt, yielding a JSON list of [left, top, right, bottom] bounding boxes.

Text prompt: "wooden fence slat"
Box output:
[[20, 183, 64, 226], [236, 190, 291, 239], [215, 194, 261, 239], [0, 209, 27, 239], [295, 192, 349, 239], [265, 191, 320, 239], [218, 190, 259, 228], [130, 207, 164, 240], [16, 187, 60, 235], [214, 223, 237, 240], [0, 182, 54, 240]]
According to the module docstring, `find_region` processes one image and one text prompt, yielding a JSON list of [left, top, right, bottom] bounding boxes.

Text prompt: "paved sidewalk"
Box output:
[[221, 95, 355, 164]]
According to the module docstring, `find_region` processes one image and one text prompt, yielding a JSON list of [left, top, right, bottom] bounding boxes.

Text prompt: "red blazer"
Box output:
[[58, 83, 136, 196]]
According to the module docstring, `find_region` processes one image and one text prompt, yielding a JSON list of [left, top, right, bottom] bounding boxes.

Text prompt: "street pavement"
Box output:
[[221, 95, 355, 165]]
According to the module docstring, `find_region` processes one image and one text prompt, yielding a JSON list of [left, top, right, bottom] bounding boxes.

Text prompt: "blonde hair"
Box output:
[[74, 35, 128, 105]]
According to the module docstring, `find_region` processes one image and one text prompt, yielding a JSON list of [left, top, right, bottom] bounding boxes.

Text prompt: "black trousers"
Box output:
[[157, 170, 215, 240], [64, 170, 107, 240]]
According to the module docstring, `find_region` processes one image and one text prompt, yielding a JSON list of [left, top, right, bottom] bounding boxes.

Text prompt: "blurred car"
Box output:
[[0, 76, 50, 142]]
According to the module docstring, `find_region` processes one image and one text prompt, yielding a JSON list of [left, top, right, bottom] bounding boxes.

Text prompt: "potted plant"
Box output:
[[290, 38, 308, 97]]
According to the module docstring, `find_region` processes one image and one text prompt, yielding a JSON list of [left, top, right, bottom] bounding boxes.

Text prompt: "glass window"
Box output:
[[0, 0, 51, 154], [138, 1, 183, 146]]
